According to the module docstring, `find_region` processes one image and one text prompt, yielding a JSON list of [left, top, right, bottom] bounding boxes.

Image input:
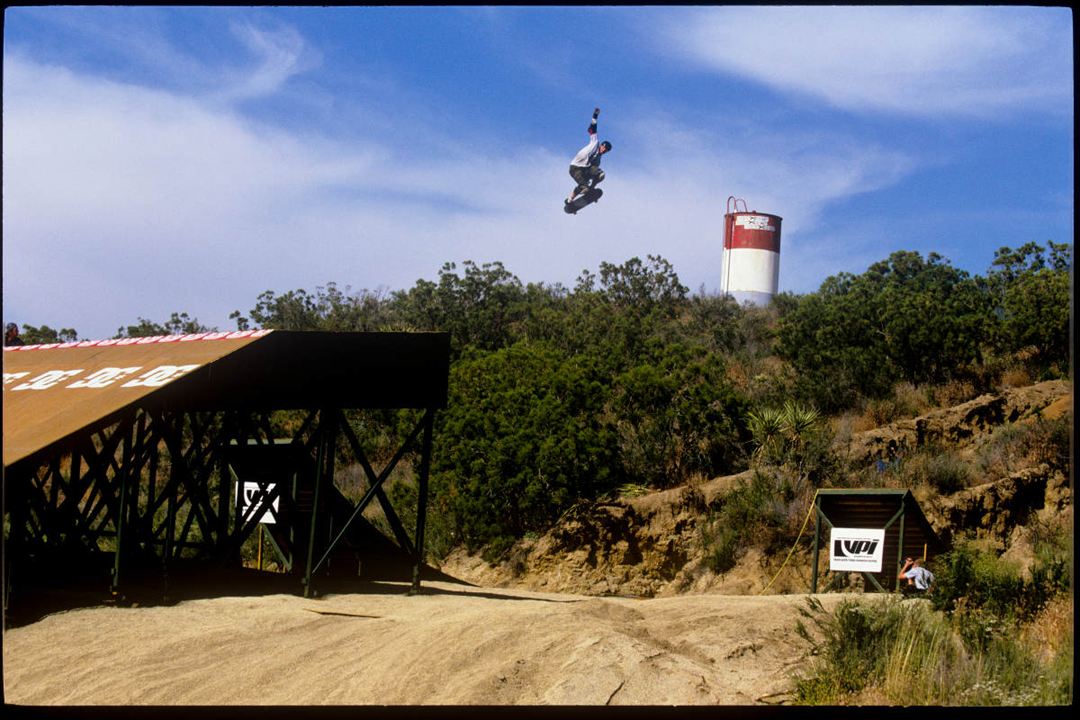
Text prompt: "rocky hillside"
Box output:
[[439, 380, 1072, 597]]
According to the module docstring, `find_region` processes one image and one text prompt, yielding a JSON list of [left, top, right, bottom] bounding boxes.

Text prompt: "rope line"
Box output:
[[759, 491, 818, 595]]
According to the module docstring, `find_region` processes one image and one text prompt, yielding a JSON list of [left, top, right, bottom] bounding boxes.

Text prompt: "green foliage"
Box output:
[[608, 344, 748, 487], [115, 311, 213, 338], [795, 597, 927, 701], [777, 275, 894, 411], [684, 292, 743, 354], [793, 594, 1070, 706], [973, 415, 1073, 480], [776, 242, 1069, 414], [747, 401, 835, 490], [930, 540, 1068, 653], [391, 261, 528, 357], [234, 282, 396, 332], [700, 471, 788, 573], [386, 479, 456, 563], [23, 239, 1067, 566], [746, 407, 785, 460], [1026, 515, 1072, 594], [16, 324, 79, 344], [914, 450, 972, 494], [533, 255, 692, 371], [985, 241, 1072, 373], [431, 342, 620, 555], [779, 251, 994, 411]]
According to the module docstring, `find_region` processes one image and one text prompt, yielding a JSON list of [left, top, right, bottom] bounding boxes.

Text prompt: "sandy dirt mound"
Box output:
[[3, 582, 850, 706]]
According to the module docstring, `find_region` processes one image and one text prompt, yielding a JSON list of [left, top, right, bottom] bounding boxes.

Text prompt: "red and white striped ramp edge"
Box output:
[[4, 329, 274, 352]]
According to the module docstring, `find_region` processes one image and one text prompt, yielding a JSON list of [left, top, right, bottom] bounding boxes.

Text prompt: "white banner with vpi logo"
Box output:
[[829, 527, 885, 572]]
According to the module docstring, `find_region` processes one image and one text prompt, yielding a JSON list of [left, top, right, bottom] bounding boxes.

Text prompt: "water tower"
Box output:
[[720, 197, 783, 306]]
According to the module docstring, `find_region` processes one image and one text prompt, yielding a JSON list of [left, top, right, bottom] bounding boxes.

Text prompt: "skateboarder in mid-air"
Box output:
[[565, 107, 612, 212]]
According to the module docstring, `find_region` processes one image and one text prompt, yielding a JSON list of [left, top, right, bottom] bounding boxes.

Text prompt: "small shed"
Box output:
[[810, 488, 946, 593]]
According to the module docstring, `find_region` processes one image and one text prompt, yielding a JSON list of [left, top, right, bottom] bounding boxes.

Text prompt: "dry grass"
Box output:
[[842, 409, 881, 434], [929, 379, 980, 408], [1020, 594, 1073, 664], [1000, 366, 1034, 389]]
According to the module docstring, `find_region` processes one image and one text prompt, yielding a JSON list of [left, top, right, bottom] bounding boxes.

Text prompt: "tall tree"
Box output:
[[985, 241, 1072, 372], [777, 251, 992, 411]]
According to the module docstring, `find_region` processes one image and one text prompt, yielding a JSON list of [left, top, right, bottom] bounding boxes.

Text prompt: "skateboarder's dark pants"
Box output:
[[569, 165, 604, 198]]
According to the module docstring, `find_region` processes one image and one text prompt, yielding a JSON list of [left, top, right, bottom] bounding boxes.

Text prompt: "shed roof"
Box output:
[[816, 488, 943, 550], [3, 330, 450, 468]]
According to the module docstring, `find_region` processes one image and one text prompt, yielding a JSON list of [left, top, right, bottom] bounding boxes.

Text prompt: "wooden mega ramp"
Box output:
[[3, 330, 449, 468], [3, 330, 451, 608], [3, 331, 270, 467]]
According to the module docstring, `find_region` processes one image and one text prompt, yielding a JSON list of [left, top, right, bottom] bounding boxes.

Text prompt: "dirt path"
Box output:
[[3, 581, 849, 706]]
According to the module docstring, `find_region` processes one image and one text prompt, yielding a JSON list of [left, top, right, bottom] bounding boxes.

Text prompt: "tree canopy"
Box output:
[[10, 241, 1070, 556]]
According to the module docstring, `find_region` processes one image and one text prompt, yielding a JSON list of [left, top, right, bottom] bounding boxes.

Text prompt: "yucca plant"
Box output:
[[747, 402, 831, 491], [746, 407, 785, 462], [781, 400, 822, 448]]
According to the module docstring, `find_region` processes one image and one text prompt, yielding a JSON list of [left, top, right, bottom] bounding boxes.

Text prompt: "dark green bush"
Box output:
[[608, 343, 749, 488], [431, 342, 620, 555]]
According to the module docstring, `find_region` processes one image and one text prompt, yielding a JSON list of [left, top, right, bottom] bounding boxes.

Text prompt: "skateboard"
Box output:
[[564, 187, 603, 214]]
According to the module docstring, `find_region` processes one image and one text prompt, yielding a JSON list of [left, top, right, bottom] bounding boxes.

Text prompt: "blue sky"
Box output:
[[3, 6, 1073, 340]]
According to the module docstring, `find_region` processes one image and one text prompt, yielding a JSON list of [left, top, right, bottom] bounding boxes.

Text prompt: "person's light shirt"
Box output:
[[905, 566, 934, 590]]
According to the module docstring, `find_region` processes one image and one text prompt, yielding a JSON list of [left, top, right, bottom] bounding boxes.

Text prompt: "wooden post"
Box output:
[[810, 493, 821, 594], [111, 420, 135, 595], [302, 415, 327, 599], [896, 499, 907, 592], [410, 410, 435, 596]]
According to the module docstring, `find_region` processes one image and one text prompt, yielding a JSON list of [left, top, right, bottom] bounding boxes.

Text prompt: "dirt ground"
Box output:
[[8, 382, 1065, 707], [3, 580, 851, 706]]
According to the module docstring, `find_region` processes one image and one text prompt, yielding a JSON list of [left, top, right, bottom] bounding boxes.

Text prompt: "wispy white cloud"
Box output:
[[3, 34, 919, 338], [654, 6, 1073, 118], [215, 21, 319, 102], [6, 8, 319, 105]]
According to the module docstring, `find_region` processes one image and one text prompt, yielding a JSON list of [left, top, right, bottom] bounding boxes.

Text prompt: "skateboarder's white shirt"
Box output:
[[571, 133, 599, 168]]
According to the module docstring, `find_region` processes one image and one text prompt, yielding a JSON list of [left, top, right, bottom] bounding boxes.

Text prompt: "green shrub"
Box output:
[[866, 447, 972, 494], [431, 342, 620, 554], [794, 597, 918, 701], [932, 543, 1036, 621], [793, 594, 1072, 706], [921, 452, 971, 494], [1027, 515, 1071, 596], [746, 401, 837, 491], [699, 471, 788, 573], [699, 511, 740, 574], [1025, 416, 1072, 474], [608, 344, 748, 488]]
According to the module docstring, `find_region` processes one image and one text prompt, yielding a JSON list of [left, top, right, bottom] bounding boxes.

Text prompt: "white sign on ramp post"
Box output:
[[236, 480, 278, 524], [829, 527, 885, 573]]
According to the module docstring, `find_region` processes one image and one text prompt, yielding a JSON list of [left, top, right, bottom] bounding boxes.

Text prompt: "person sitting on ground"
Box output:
[[898, 557, 935, 593]]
